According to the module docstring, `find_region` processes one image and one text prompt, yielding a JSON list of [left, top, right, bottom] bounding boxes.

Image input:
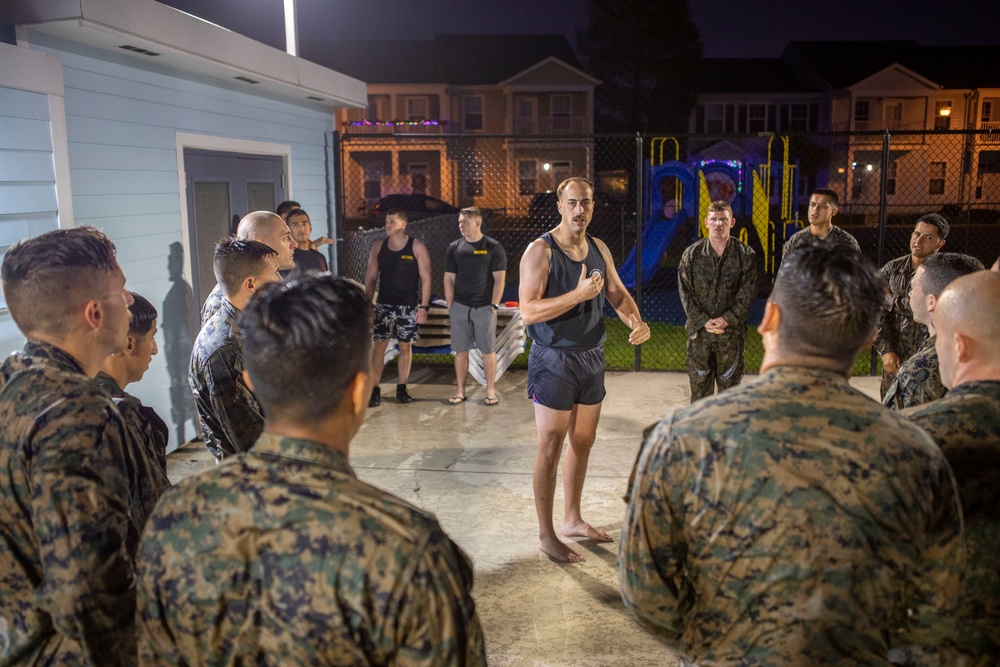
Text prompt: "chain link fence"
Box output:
[[335, 130, 1000, 374]]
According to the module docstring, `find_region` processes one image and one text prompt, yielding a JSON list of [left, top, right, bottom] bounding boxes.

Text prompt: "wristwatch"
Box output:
[[491, 304, 500, 310], [418, 305, 430, 311]]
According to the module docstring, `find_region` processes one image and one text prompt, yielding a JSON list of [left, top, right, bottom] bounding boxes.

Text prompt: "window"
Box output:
[[789, 104, 808, 131], [463, 95, 483, 131], [364, 163, 383, 200], [408, 163, 428, 194], [551, 161, 572, 188], [518, 160, 537, 195], [406, 97, 428, 121], [854, 99, 870, 122], [704, 104, 725, 133], [552, 95, 572, 132], [934, 101, 952, 130], [748, 104, 767, 132], [929, 162, 946, 195], [466, 160, 483, 197], [886, 161, 897, 196], [982, 100, 994, 124]]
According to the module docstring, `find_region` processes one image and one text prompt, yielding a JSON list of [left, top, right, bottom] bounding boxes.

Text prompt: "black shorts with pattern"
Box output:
[[373, 303, 419, 343]]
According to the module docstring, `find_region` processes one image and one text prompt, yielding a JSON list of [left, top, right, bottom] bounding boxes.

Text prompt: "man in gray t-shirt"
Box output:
[[443, 207, 507, 406]]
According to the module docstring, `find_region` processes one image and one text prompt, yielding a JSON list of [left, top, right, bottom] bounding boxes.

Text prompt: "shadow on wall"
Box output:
[[163, 242, 199, 447]]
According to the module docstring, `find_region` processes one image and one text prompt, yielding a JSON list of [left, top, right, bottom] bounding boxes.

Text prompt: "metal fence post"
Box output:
[[634, 133, 644, 372], [870, 130, 892, 376], [326, 129, 341, 274]]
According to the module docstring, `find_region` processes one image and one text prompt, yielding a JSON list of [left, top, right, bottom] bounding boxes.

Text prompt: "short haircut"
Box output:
[[811, 188, 839, 206], [287, 208, 310, 221], [707, 200, 733, 216], [385, 209, 407, 223], [213, 238, 278, 299], [919, 252, 984, 297], [2, 227, 120, 338], [275, 200, 300, 219], [459, 206, 483, 221], [128, 292, 157, 337], [914, 212, 950, 240], [241, 274, 373, 422], [771, 245, 884, 366], [556, 176, 594, 200], [236, 211, 284, 242]]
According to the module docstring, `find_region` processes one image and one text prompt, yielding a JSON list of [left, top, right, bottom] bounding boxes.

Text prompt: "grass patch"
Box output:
[[408, 319, 879, 376]]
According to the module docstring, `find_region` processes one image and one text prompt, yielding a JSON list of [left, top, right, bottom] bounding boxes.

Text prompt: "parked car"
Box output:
[[527, 190, 632, 226], [526, 191, 636, 258], [368, 194, 461, 227]]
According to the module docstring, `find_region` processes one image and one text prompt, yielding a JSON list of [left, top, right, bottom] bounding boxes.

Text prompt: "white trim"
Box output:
[[174, 132, 293, 287], [501, 56, 601, 87], [49, 95, 74, 229], [849, 63, 941, 92], [0, 41, 64, 94], [13, 0, 367, 109], [0, 42, 75, 229]]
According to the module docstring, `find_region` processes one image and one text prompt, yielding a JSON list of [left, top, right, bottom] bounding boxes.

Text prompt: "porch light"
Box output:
[[938, 107, 952, 117]]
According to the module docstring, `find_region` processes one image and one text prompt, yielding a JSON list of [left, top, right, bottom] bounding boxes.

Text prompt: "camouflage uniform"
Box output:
[[875, 255, 929, 397], [95, 372, 171, 530], [882, 336, 944, 410], [189, 299, 263, 459], [783, 224, 861, 255], [136, 433, 486, 666], [678, 237, 758, 402], [905, 380, 1000, 664], [200, 282, 224, 325], [620, 366, 965, 666], [0, 341, 137, 666]]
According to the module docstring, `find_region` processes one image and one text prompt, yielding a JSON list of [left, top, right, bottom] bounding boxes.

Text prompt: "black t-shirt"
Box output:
[[444, 235, 507, 307], [280, 248, 328, 279]]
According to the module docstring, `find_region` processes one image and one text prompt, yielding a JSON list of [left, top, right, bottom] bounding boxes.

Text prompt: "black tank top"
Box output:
[[376, 236, 419, 306], [526, 233, 607, 348]]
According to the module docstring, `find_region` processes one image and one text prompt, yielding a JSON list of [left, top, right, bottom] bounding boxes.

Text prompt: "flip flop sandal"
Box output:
[[447, 395, 467, 405], [484, 396, 499, 406]]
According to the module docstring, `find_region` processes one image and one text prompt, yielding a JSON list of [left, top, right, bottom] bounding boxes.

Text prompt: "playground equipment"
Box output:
[[617, 136, 802, 288]]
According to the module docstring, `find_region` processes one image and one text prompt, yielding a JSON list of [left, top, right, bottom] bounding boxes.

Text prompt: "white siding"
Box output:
[[29, 38, 338, 451], [0, 85, 60, 352]]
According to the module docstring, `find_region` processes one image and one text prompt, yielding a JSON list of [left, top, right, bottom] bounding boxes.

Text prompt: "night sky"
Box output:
[[160, 0, 998, 58]]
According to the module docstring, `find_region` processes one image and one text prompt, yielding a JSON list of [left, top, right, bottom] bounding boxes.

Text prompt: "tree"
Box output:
[[578, 0, 702, 133]]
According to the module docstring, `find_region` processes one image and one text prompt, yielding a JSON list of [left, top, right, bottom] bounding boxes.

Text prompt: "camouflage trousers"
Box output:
[[686, 328, 744, 403]]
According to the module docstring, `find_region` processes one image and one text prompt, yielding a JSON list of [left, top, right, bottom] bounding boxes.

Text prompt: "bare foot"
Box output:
[[539, 535, 585, 563], [562, 520, 613, 543]]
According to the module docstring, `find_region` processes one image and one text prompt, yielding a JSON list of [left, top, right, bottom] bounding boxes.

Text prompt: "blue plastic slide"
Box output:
[[617, 210, 686, 290]]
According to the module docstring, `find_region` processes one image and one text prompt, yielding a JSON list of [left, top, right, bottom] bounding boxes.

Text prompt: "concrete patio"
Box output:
[[168, 368, 881, 666]]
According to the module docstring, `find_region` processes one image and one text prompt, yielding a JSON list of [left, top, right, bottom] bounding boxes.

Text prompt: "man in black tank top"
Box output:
[[364, 210, 432, 406], [519, 177, 650, 563]]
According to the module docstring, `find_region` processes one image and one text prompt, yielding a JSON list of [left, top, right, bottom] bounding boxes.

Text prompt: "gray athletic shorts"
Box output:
[[449, 302, 497, 353]]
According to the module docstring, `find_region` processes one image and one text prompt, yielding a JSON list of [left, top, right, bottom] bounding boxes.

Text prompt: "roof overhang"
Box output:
[[848, 63, 941, 93], [501, 56, 601, 88], [2, 0, 368, 110]]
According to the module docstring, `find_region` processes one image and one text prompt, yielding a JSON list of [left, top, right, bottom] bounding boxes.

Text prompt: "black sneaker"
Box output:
[[368, 386, 381, 407], [396, 384, 413, 404]]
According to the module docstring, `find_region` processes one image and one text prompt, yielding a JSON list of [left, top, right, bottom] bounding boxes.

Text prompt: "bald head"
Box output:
[[235, 211, 297, 270], [934, 271, 1000, 389]]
